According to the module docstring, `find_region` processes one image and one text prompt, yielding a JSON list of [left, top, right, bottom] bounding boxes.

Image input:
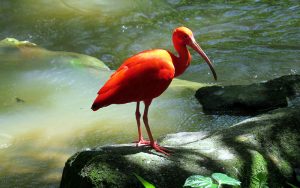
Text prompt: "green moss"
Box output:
[[85, 163, 122, 187], [278, 130, 300, 159], [77, 154, 129, 188]]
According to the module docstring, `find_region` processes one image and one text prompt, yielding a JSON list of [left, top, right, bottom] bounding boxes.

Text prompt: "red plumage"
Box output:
[[91, 49, 175, 110]]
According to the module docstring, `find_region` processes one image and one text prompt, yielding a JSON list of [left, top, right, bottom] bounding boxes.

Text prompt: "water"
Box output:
[[0, 0, 299, 187], [1, 0, 299, 83]]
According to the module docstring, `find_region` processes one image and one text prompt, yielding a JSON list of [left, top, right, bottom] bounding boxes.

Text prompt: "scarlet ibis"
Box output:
[[91, 26, 217, 155]]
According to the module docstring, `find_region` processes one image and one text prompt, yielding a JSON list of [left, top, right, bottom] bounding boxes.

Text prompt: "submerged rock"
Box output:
[[0, 37, 110, 113], [195, 75, 300, 115], [0, 38, 109, 70], [60, 105, 300, 188], [0, 38, 37, 47]]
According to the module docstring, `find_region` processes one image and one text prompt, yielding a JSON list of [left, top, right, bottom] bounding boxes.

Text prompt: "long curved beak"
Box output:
[[189, 38, 217, 81]]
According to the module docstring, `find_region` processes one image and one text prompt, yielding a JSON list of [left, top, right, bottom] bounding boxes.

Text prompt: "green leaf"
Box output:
[[210, 184, 218, 188], [134, 173, 155, 188], [255, 172, 268, 182], [184, 175, 214, 188], [212, 173, 241, 186], [252, 172, 268, 187]]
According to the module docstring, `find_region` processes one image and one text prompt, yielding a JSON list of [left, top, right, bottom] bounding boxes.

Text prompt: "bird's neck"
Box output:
[[173, 42, 191, 77]]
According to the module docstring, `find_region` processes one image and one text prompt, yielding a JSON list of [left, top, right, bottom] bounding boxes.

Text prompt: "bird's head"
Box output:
[[173, 26, 217, 81]]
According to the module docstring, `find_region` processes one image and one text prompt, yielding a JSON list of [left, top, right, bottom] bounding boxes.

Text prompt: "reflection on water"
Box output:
[[0, 0, 299, 187]]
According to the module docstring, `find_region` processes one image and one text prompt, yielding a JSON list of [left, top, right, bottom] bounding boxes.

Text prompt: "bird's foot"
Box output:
[[151, 141, 170, 156], [134, 140, 170, 155], [133, 138, 150, 146]]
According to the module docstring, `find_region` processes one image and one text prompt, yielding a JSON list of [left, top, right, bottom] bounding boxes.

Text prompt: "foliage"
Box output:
[[286, 182, 298, 188], [212, 173, 241, 186], [184, 173, 240, 188], [183, 175, 218, 188], [134, 173, 155, 188], [250, 151, 269, 188], [251, 172, 269, 188]]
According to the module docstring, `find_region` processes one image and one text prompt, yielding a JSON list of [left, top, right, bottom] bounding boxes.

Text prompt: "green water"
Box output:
[[0, 0, 299, 187], [1, 0, 299, 83]]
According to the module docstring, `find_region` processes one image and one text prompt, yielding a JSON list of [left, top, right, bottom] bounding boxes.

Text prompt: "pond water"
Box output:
[[0, 0, 299, 187]]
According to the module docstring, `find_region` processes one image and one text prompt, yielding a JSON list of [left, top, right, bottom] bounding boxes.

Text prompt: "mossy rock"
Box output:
[[60, 104, 300, 187]]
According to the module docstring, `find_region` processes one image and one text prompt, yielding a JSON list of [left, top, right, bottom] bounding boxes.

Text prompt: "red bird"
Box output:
[[92, 27, 217, 155]]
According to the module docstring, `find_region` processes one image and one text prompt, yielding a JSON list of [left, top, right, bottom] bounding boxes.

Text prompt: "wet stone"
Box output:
[[195, 75, 300, 115]]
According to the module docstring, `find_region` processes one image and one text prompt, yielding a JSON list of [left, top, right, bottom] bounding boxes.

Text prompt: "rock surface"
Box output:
[[60, 104, 300, 188], [195, 75, 300, 115]]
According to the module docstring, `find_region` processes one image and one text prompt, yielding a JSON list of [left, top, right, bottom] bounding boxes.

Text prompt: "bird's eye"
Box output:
[[183, 35, 189, 39]]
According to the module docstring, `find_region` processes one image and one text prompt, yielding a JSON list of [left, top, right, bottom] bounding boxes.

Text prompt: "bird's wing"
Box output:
[[96, 49, 175, 104], [97, 65, 128, 95]]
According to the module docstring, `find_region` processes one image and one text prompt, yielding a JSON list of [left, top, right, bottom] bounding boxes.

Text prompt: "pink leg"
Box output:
[[142, 100, 170, 156], [134, 102, 150, 146]]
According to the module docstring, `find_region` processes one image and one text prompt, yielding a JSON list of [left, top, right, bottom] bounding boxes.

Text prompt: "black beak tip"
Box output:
[[91, 104, 97, 111]]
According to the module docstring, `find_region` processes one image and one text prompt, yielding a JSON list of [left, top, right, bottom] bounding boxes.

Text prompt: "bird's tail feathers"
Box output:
[[91, 95, 107, 111]]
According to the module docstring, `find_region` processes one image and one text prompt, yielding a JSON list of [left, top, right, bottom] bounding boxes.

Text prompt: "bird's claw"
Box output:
[[133, 140, 171, 155], [151, 141, 171, 156]]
